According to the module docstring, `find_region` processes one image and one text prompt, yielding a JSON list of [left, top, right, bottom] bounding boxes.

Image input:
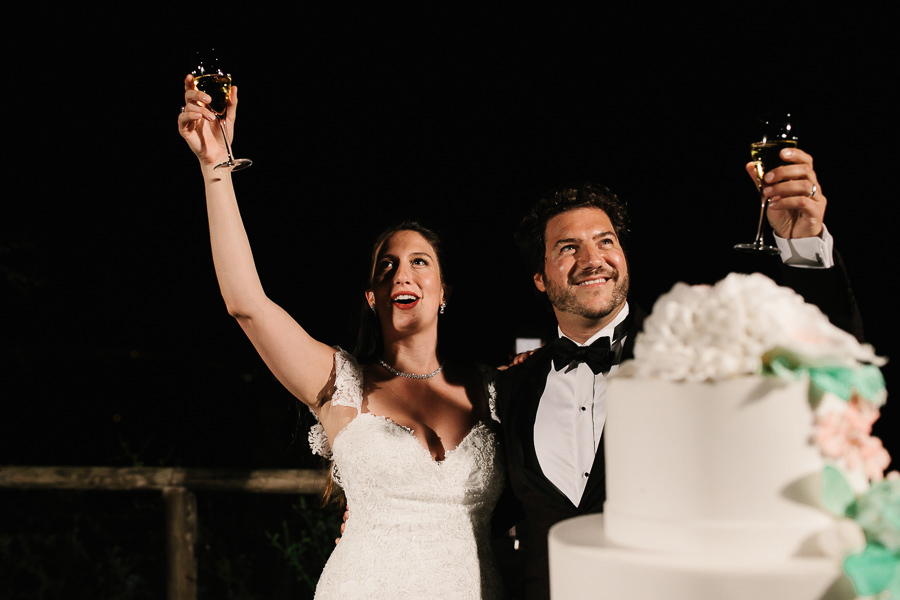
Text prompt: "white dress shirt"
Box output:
[[774, 225, 834, 268], [533, 305, 631, 507]]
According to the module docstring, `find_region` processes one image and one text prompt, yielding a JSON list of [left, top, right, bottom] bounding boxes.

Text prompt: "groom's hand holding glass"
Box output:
[[744, 146, 826, 240]]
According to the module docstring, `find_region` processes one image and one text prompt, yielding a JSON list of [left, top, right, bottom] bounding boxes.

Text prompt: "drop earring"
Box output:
[[439, 300, 447, 315]]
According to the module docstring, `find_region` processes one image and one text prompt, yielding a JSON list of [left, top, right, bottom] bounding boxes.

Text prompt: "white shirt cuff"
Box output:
[[775, 224, 834, 269]]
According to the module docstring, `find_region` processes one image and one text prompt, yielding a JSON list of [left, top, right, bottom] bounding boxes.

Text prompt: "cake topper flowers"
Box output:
[[625, 272, 883, 382]]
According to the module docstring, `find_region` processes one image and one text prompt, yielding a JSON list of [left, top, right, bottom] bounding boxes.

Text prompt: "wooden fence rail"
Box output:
[[0, 466, 328, 600]]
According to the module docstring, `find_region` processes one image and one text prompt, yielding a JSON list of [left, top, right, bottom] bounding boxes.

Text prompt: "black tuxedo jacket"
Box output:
[[492, 258, 863, 600]]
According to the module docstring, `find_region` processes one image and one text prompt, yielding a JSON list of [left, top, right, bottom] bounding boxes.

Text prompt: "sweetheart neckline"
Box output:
[[332, 413, 490, 464]]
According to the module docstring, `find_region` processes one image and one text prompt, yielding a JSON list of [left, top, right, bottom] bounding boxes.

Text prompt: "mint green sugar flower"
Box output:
[[854, 477, 900, 552]]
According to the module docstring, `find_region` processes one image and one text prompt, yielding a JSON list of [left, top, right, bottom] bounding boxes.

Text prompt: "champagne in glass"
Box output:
[[734, 113, 798, 254], [193, 73, 232, 116], [190, 50, 252, 172], [749, 138, 799, 183]]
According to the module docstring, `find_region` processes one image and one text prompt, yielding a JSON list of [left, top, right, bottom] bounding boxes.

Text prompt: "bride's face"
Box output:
[[366, 230, 445, 337]]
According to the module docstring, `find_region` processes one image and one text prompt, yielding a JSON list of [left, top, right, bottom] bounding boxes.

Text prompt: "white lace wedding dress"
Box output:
[[308, 349, 505, 599]]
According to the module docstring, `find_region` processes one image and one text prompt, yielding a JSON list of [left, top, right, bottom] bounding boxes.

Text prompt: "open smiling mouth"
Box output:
[[392, 294, 420, 308], [576, 277, 608, 286], [574, 274, 614, 287]]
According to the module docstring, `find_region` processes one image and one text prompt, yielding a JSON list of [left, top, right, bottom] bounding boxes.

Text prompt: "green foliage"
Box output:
[[192, 492, 341, 600], [266, 496, 343, 592], [213, 553, 262, 600]]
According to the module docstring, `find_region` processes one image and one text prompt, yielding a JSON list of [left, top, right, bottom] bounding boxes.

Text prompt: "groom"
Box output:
[[492, 147, 863, 600]]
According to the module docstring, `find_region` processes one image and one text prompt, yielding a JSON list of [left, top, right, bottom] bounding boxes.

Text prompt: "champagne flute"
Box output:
[[190, 50, 252, 172], [734, 113, 798, 254]]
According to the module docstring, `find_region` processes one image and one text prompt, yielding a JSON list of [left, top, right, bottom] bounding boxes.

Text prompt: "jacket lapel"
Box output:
[[620, 305, 646, 361], [579, 433, 607, 509]]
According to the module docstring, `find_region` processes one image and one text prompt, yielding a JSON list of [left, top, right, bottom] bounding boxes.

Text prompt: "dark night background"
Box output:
[[3, 6, 896, 477]]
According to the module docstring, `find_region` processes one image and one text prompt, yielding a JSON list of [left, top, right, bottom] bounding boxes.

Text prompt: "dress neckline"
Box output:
[[334, 413, 489, 464]]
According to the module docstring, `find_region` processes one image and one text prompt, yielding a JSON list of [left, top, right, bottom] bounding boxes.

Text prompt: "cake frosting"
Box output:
[[548, 273, 896, 600]]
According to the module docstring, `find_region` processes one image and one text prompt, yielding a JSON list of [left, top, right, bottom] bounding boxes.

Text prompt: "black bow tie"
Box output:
[[550, 336, 614, 374], [549, 313, 633, 375]]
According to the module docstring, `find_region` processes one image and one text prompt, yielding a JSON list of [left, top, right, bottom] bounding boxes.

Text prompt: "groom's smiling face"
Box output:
[[534, 207, 629, 332]]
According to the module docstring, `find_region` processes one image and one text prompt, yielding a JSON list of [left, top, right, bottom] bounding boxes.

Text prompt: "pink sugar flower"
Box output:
[[857, 437, 892, 482], [815, 396, 892, 483], [815, 411, 850, 458]]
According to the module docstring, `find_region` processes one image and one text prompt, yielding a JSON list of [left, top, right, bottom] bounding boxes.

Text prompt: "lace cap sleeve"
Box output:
[[308, 347, 364, 458], [331, 348, 364, 411], [478, 364, 500, 423]]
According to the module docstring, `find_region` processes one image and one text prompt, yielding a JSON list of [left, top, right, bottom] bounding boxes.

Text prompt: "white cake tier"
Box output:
[[603, 376, 834, 560], [549, 515, 853, 600]]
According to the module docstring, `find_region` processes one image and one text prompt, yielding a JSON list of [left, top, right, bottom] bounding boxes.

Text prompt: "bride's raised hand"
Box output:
[[177, 74, 237, 167]]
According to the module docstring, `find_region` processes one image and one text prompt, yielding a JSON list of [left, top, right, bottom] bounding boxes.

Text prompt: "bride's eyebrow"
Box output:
[[376, 251, 435, 264]]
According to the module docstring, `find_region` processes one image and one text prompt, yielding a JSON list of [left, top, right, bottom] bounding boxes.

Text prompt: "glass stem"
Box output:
[[752, 195, 769, 248], [216, 116, 236, 166]]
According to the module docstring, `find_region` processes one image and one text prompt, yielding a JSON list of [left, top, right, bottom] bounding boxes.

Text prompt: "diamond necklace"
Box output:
[[377, 359, 444, 380]]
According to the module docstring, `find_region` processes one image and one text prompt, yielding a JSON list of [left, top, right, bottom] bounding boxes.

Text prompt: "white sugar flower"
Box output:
[[628, 273, 882, 382]]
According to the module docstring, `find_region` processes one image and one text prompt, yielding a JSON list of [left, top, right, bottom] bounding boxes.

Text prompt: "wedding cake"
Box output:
[[548, 273, 896, 600]]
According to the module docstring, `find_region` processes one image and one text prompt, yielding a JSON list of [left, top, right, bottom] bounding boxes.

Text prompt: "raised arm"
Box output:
[[178, 75, 335, 409]]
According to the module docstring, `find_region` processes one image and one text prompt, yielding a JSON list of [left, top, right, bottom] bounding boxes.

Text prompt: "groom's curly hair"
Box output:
[[515, 182, 631, 278]]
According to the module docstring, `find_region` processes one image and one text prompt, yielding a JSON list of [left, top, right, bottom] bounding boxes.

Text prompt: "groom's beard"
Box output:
[[544, 265, 629, 322]]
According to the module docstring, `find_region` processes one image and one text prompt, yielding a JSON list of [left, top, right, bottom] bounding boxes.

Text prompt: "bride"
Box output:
[[178, 75, 504, 599]]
